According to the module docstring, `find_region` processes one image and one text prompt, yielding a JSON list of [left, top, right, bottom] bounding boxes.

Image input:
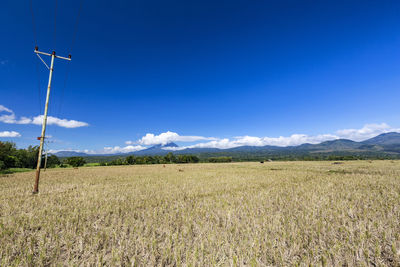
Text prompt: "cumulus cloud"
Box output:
[[0, 105, 12, 113], [51, 123, 400, 154], [102, 145, 146, 154], [0, 105, 88, 128], [0, 131, 21, 137], [164, 134, 339, 150], [136, 131, 216, 146], [31, 115, 89, 128], [50, 145, 147, 155], [161, 123, 400, 150], [336, 123, 400, 141]]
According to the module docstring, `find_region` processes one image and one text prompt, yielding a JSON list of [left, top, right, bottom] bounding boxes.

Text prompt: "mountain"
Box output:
[[52, 132, 400, 159], [52, 151, 89, 157], [362, 132, 400, 145], [162, 142, 178, 148], [295, 139, 361, 151], [134, 142, 179, 155]]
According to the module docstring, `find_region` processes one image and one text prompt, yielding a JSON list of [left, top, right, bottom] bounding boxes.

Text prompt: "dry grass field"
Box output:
[[0, 161, 399, 266]]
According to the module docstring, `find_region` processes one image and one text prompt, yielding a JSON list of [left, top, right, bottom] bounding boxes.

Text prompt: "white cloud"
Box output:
[[103, 145, 146, 154], [336, 123, 400, 141], [31, 115, 89, 128], [50, 123, 400, 154], [0, 113, 17, 124], [137, 131, 216, 145], [0, 131, 21, 137], [257, 134, 339, 147], [165, 134, 337, 150], [0, 105, 88, 128], [0, 105, 12, 113], [49, 145, 146, 155], [48, 148, 98, 154], [18, 117, 33, 124], [161, 123, 400, 150]]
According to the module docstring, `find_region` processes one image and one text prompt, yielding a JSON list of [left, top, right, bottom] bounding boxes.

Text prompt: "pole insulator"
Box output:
[[68, 54, 72, 59], [52, 51, 56, 55], [35, 46, 38, 51]]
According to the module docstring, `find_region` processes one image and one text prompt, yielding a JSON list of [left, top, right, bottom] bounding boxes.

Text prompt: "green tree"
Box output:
[[46, 155, 60, 168], [66, 157, 86, 167], [109, 158, 125, 165], [0, 142, 18, 170], [177, 155, 199, 163], [15, 146, 39, 168], [126, 155, 136, 165], [208, 157, 232, 163], [164, 152, 177, 163]]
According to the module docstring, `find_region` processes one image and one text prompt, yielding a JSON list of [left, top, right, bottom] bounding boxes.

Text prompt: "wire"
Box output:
[[29, 0, 38, 46], [30, 0, 42, 115], [53, 0, 58, 50], [56, 0, 84, 120], [30, 0, 84, 138], [35, 57, 42, 115], [70, 0, 84, 53], [56, 64, 70, 120]]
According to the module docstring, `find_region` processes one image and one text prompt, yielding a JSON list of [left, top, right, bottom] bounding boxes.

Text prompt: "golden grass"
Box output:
[[0, 161, 399, 266]]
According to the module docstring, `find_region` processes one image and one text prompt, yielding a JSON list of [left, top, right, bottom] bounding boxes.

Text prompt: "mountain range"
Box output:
[[53, 132, 400, 158]]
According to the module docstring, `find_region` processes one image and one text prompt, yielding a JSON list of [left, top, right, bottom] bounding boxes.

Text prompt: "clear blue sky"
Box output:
[[1, 0, 400, 153]]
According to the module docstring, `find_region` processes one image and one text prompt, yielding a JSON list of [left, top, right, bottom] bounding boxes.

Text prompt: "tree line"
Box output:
[[0, 141, 234, 171], [67, 154, 232, 167], [102, 153, 201, 166], [0, 141, 60, 171]]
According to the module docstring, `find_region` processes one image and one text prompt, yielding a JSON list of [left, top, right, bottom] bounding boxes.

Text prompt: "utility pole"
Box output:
[[33, 47, 71, 194]]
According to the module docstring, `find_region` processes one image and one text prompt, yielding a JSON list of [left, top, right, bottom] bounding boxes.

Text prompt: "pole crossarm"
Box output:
[[34, 48, 71, 61], [33, 46, 72, 194]]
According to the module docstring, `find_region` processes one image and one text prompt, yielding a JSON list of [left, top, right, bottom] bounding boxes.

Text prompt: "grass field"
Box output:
[[1, 161, 399, 266]]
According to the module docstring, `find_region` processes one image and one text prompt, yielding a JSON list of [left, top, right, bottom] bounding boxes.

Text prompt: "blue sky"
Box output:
[[1, 0, 400, 153]]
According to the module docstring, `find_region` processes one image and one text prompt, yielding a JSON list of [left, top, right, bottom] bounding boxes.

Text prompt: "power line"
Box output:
[[53, 0, 58, 50], [29, 0, 38, 46], [56, 0, 84, 120], [71, 0, 84, 52], [56, 64, 70, 120], [33, 49, 72, 194], [35, 57, 42, 115], [29, 0, 42, 115], [30, 0, 83, 193]]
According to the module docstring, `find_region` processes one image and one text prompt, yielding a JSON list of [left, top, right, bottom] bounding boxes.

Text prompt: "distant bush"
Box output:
[[65, 157, 86, 167], [104, 153, 200, 166], [208, 157, 232, 163], [176, 155, 199, 163], [109, 158, 126, 166], [45, 155, 61, 168]]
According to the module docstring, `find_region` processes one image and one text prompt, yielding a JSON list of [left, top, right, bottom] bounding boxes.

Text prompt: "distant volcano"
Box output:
[[133, 142, 180, 155], [149, 142, 179, 149], [52, 132, 400, 158]]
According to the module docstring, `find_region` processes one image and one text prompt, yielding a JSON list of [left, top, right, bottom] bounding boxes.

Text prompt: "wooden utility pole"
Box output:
[[33, 47, 71, 194]]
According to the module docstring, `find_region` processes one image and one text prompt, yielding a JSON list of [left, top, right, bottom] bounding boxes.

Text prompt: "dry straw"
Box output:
[[0, 161, 399, 266]]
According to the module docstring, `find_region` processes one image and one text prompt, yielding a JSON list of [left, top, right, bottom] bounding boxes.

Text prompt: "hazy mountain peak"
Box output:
[[362, 132, 400, 145]]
